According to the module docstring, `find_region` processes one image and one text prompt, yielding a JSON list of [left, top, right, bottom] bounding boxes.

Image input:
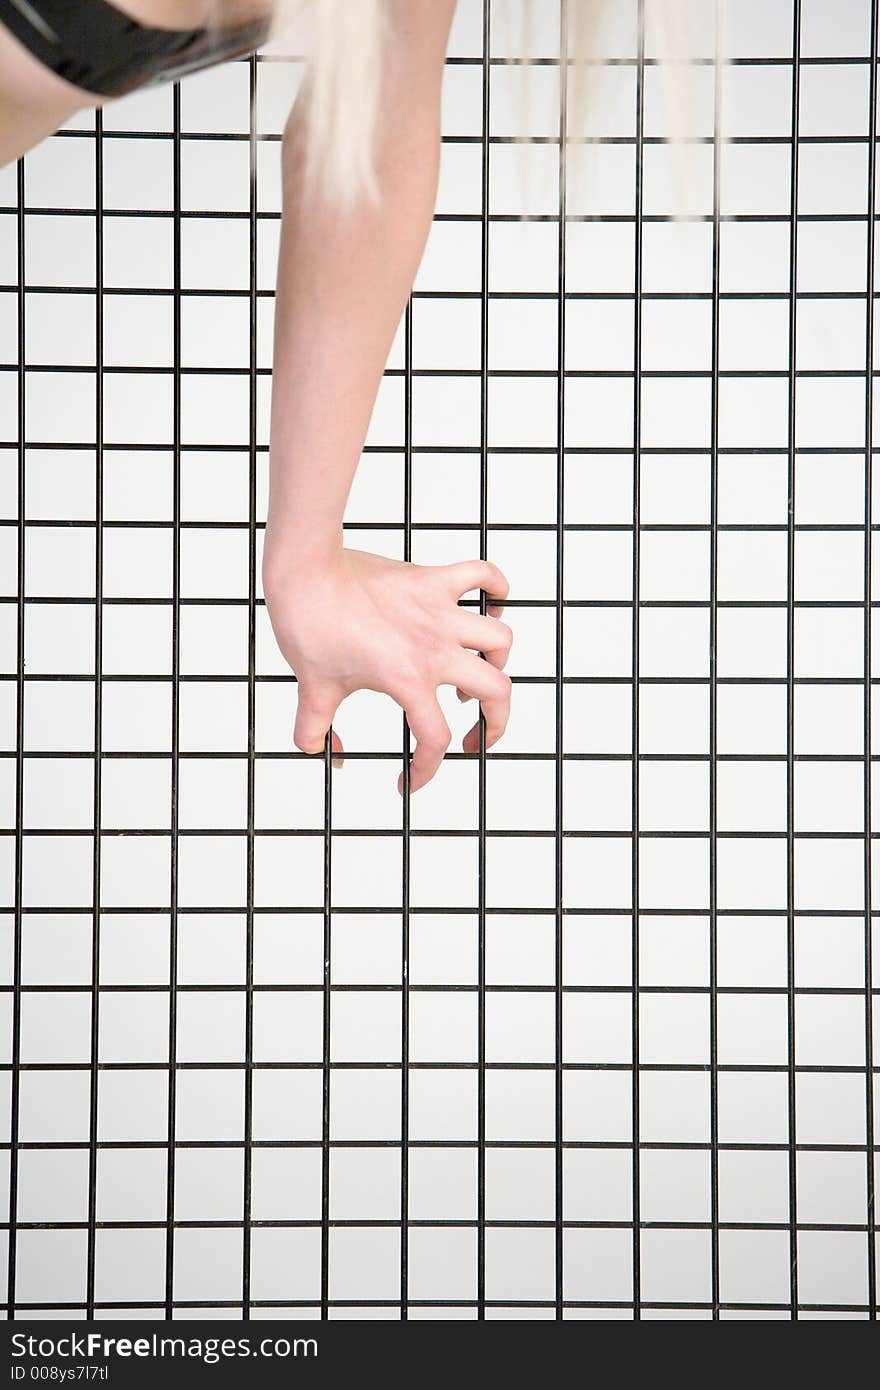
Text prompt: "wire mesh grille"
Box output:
[[0, 0, 877, 1320]]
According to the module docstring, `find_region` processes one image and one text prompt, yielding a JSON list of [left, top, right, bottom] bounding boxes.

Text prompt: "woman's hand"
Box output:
[[262, 547, 513, 795], [264, 3, 468, 797]]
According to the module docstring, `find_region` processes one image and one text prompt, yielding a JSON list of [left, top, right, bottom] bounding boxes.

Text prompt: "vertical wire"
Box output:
[[554, 0, 569, 1325], [164, 76, 183, 1321], [319, 713, 332, 1321], [242, 50, 259, 1321], [786, 0, 802, 1322], [85, 103, 105, 1321], [631, 0, 645, 1321], [400, 301, 414, 1316], [6, 146, 26, 1324], [865, 0, 878, 1325], [319, 439, 334, 1315], [477, 0, 491, 1322], [709, 1, 723, 1323]]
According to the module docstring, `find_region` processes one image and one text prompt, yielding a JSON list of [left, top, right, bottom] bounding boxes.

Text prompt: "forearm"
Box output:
[[263, 0, 456, 584]]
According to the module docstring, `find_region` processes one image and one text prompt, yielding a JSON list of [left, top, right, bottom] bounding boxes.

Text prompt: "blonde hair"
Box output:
[[263, 0, 392, 212], [212, 0, 728, 215]]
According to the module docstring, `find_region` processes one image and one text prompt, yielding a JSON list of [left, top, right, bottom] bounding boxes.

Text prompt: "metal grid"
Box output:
[[0, 0, 878, 1321]]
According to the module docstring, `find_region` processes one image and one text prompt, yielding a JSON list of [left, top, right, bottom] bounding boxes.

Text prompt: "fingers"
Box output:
[[293, 679, 343, 758], [329, 728, 345, 770], [454, 604, 512, 700], [453, 610, 513, 661], [447, 650, 512, 751], [440, 557, 510, 604], [399, 689, 452, 796]]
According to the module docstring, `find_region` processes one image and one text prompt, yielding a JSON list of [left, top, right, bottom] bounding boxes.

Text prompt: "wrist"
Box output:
[[262, 523, 343, 595]]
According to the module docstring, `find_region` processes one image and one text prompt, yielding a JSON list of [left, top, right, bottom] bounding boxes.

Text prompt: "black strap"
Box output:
[[0, 0, 270, 96]]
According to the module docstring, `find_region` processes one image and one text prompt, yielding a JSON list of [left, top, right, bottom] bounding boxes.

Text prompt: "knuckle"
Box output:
[[423, 727, 451, 755], [422, 635, 450, 670], [496, 620, 514, 649], [294, 735, 323, 755], [486, 560, 508, 588], [427, 728, 451, 754], [389, 660, 423, 694]]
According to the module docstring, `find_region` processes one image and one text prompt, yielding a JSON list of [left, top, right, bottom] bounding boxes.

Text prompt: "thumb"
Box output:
[[293, 681, 340, 755]]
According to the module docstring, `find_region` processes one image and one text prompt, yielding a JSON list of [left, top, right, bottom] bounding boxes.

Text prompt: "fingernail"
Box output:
[[332, 757, 344, 769]]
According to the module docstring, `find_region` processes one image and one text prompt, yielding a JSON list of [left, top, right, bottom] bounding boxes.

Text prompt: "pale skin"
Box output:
[[1, 0, 513, 795]]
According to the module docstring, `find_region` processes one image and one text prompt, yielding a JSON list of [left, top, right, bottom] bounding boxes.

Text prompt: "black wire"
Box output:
[[785, 0, 802, 1320], [631, 0, 646, 1320], [84, 98, 104, 1322], [240, 48, 259, 1321], [554, 0, 569, 1325], [709, 0, 723, 1323], [162, 74, 182, 1321], [864, 0, 878, 1325], [5, 131, 26, 1327], [476, 0, 491, 1324]]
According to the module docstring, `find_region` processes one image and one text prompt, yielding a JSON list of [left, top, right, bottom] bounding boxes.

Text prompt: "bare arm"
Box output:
[[262, 0, 512, 794], [265, 0, 457, 569]]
